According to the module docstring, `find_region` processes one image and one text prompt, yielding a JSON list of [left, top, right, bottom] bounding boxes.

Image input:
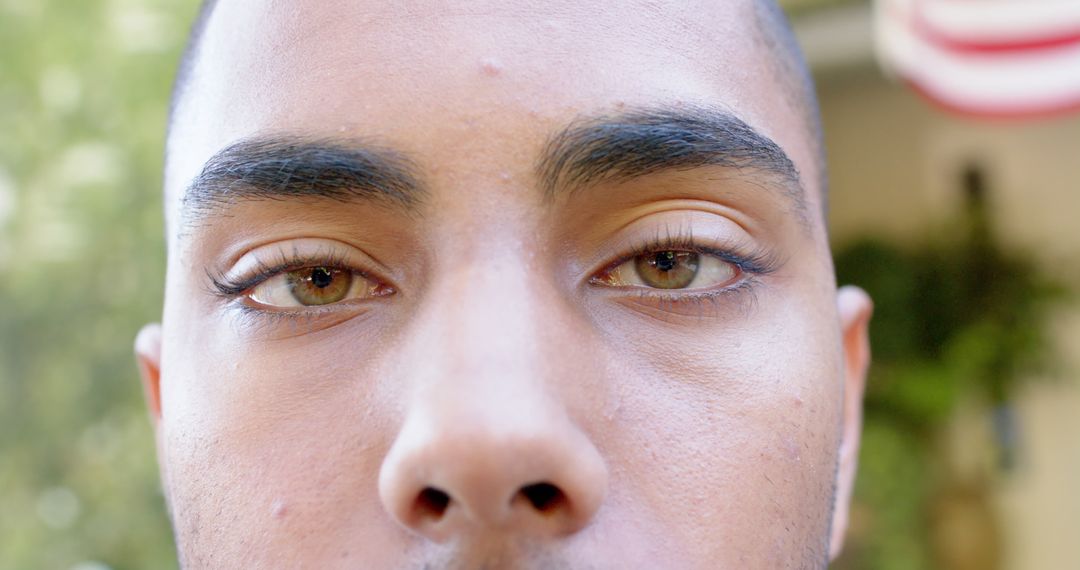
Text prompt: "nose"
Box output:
[[378, 404, 608, 542], [377, 260, 608, 543]]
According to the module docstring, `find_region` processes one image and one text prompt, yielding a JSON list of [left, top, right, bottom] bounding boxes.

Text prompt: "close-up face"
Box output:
[[135, 0, 873, 568]]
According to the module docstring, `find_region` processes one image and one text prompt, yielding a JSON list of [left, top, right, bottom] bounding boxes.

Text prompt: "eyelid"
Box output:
[[208, 239, 395, 300]]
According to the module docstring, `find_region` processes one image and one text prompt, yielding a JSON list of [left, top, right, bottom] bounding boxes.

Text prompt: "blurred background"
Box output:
[[0, 0, 1077, 568]]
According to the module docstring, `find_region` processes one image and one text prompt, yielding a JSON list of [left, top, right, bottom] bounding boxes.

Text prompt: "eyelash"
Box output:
[[208, 232, 777, 319], [208, 248, 375, 299]]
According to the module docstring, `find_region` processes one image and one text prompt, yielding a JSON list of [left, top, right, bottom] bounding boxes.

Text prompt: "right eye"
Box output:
[[594, 250, 740, 291], [248, 266, 393, 308]]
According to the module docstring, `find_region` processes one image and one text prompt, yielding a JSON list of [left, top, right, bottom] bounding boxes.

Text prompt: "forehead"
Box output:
[[167, 0, 816, 225]]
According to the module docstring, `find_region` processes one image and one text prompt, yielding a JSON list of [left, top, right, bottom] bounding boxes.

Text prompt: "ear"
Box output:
[[828, 285, 873, 562], [134, 323, 164, 426]]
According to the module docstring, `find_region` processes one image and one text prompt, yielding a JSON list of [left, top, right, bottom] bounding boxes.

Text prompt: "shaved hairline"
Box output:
[[168, 0, 218, 137], [751, 0, 828, 216]]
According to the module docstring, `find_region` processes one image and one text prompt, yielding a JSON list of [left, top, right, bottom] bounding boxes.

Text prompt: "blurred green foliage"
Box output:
[[0, 0, 199, 568], [831, 171, 1069, 570]]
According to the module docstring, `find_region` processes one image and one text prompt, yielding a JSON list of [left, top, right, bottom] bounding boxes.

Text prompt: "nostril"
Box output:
[[518, 482, 566, 513], [416, 487, 451, 519]]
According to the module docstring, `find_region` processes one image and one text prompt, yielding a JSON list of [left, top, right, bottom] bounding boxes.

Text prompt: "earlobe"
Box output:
[[134, 323, 164, 424], [828, 285, 873, 562]]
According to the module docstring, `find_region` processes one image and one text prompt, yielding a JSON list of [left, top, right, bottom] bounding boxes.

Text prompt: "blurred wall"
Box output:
[[817, 64, 1080, 570]]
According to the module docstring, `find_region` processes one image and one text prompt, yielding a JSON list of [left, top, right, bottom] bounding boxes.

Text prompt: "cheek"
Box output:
[[603, 306, 843, 565], [158, 320, 404, 563]]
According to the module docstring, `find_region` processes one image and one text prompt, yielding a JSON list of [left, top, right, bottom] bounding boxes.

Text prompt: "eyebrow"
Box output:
[[181, 136, 424, 226], [181, 106, 805, 229], [536, 105, 807, 214]]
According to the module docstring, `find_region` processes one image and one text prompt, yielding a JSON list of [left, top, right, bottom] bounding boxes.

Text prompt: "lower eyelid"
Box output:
[[605, 280, 760, 321], [226, 301, 379, 338], [630, 276, 749, 298]]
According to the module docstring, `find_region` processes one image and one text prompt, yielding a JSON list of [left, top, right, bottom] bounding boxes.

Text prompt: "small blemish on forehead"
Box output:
[[479, 58, 503, 77]]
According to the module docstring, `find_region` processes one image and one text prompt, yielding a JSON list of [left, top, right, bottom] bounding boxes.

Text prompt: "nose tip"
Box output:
[[378, 421, 608, 542]]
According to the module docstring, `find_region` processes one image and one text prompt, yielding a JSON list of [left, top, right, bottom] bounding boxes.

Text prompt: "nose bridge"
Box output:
[[433, 247, 547, 384], [402, 245, 584, 454], [378, 247, 608, 542]]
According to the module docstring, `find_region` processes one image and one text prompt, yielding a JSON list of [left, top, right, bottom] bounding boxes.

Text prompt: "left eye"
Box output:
[[248, 267, 391, 307], [596, 250, 738, 290]]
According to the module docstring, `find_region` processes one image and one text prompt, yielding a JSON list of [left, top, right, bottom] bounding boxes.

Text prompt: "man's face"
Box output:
[[136, 1, 872, 567]]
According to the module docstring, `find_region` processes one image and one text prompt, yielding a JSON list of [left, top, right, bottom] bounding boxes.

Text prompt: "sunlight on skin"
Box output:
[[136, 1, 873, 568]]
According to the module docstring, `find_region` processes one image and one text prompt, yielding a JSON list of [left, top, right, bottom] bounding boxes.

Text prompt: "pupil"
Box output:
[[654, 251, 678, 272], [310, 267, 334, 288]]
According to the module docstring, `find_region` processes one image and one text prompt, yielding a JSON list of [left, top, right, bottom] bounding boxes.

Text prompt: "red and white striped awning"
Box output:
[[875, 0, 1080, 118]]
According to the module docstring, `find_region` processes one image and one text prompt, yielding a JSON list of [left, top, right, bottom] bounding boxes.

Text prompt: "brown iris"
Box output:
[[634, 251, 699, 289], [286, 267, 352, 305]]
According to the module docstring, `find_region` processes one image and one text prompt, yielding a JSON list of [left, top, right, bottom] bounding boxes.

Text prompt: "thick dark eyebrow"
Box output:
[[536, 105, 807, 215], [181, 136, 424, 225]]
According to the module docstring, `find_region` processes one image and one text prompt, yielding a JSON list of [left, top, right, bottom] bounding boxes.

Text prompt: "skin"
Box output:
[[135, 1, 873, 568]]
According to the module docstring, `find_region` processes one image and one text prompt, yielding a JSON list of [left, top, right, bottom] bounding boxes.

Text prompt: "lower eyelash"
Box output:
[[627, 276, 762, 315], [224, 298, 370, 336]]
